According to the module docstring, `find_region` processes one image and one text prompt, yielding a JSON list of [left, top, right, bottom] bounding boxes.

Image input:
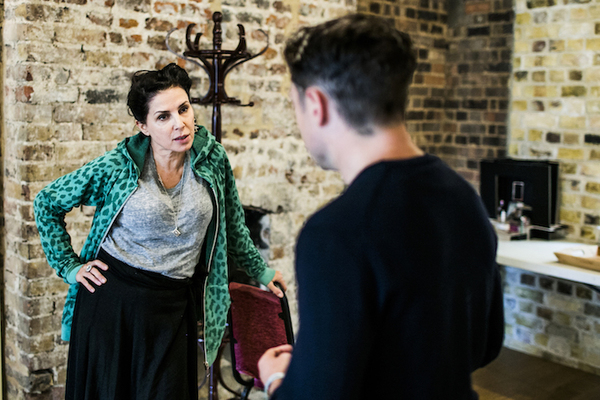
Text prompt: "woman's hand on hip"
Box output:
[[76, 260, 109, 293], [267, 270, 287, 298]]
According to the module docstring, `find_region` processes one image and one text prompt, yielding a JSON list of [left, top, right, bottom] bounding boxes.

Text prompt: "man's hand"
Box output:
[[267, 270, 287, 298], [258, 344, 293, 396]]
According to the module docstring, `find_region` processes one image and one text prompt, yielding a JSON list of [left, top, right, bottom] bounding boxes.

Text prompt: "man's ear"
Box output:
[[135, 120, 148, 136], [304, 87, 329, 127]]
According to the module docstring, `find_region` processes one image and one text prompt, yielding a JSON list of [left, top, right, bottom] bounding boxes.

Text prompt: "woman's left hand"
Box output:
[[267, 270, 287, 298]]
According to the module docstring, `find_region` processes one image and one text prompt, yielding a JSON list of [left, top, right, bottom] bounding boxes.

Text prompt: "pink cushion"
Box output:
[[229, 282, 289, 388]]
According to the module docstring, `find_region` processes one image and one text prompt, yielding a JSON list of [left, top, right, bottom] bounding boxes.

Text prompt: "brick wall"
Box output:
[[444, 0, 512, 185], [503, 266, 600, 375], [360, 0, 454, 177], [502, 0, 600, 376], [2, 0, 352, 397], [510, 0, 600, 242], [0, 0, 5, 395], [4, 0, 600, 397], [361, 0, 510, 187]]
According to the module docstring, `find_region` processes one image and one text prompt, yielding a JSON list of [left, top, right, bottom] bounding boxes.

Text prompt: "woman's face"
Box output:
[[136, 86, 195, 157]]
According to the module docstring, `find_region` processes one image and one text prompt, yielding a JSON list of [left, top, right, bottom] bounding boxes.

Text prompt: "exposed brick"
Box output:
[[562, 86, 587, 97], [127, 35, 143, 46], [488, 11, 512, 22], [463, 99, 488, 109], [521, 274, 536, 286], [569, 70, 583, 81], [465, 3, 490, 14], [584, 134, 600, 145], [585, 182, 600, 194], [532, 41, 546, 52], [560, 116, 586, 129], [145, 17, 174, 31], [109, 32, 123, 44], [116, 0, 150, 12], [557, 281, 573, 296], [576, 286, 593, 300], [527, 0, 557, 9], [584, 303, 600, 318], [546, 323, 578, 343], [119, 18, 139, 28], [515, 287, 544, 303], [514, 71, 528, 81], [546, 132, 560, 143], [417, 10, 438, 21], [406, 111, 425, 120], [15, 86, 34, 103], [468, 26, 490, 36], [549, 40, 564, 52], [84, 89, 121, 104], [591, 150, 600, 160], [537, 307, 553, 320], [87, 12, 113, 27], [147, 35, 168, 50], [154, 1, 179, 14], [532, 100, 544, 111], [488, 62, 511, 72], [273, 1, 291, 12]]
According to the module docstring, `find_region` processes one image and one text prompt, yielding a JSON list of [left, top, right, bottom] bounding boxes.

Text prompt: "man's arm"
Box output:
[[268, 221, 375, 400]]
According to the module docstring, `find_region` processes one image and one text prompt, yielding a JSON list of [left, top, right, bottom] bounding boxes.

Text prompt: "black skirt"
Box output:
[[65, 249, 199, 400]]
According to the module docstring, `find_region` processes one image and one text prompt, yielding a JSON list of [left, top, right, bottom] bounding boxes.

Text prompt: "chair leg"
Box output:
[[209, 364, 219, 400], [240, 385, 252, 400]]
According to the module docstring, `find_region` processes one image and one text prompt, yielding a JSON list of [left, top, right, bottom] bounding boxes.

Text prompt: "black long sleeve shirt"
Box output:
[[272, 155, 504, 400]]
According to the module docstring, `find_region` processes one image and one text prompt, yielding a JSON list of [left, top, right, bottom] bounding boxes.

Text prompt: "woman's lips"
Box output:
[[174, 134, 189, 141]]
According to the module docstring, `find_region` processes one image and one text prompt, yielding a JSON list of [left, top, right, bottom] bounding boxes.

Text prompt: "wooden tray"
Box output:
[[554, 246, 600, 272]]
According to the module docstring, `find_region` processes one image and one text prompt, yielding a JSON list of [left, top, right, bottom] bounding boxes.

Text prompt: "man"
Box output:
[[258, 14, 504, 399]]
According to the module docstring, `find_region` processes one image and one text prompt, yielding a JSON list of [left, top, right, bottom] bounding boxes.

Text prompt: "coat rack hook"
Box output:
[[165, 11, 269, 143]]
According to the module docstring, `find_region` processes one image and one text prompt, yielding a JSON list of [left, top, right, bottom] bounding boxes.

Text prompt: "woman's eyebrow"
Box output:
[[153, 101, 189, 115]]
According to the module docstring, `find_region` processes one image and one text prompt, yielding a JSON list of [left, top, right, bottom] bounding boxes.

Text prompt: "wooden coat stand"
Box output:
[[167, 11, 268, 143], [167, 11, 269, 400]]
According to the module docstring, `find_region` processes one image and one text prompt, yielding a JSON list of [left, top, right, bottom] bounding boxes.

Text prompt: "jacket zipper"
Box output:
[[97, 151, 219, 373], [202, 181, 220, 373]]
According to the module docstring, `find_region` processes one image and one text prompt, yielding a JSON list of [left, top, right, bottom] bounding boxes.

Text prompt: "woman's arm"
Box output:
[[34, 155, 115, 284]]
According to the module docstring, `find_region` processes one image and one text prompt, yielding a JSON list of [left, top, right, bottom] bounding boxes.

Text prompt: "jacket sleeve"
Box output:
[[34, 155, 113, 284], [221, 154, 275, 286]]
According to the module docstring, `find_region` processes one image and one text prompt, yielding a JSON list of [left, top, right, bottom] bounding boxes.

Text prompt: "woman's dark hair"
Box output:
[[284, 14, 417, 135], [127, 63, 193, 124]]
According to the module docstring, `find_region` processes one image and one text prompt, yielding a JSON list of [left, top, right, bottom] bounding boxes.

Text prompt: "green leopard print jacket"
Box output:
[[34, 126, 275, 366]]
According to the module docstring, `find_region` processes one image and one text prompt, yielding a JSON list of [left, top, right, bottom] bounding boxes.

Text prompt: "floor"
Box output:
[[473, 347, 600, 400], [201, 345, 600, 399]]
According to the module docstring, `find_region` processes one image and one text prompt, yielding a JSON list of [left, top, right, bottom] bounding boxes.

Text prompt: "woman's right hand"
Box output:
[[76, 260, 109, 293]]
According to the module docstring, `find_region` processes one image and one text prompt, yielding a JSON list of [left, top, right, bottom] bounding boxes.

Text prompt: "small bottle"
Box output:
[[497, 200, 505, 222]]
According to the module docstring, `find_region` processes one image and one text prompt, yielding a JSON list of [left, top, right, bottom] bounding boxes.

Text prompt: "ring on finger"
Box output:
[[85, 265, 93, 273]]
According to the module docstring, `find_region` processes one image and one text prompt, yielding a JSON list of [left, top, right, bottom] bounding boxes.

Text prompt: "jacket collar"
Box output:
[[120, 125, 216, 174]]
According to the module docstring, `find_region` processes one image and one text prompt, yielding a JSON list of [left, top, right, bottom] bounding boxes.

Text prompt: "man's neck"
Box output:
[[334, 124, 424, 184]]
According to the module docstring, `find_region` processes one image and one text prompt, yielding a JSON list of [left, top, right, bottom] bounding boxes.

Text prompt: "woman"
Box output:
[[34, 63, 286, 399]]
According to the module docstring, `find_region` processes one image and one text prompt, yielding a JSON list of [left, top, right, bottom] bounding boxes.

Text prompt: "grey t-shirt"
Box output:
[[101, 149, 214, 279]]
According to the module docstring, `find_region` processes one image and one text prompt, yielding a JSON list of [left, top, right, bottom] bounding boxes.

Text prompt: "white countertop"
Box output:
[[497, 240, 600, 287]]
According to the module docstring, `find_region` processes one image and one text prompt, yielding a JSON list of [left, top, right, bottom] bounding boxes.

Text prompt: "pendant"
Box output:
[[173, 228, 181, 236]]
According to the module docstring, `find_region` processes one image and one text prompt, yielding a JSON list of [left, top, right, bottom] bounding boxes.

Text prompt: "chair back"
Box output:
[[228, 282, 294, 391]]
